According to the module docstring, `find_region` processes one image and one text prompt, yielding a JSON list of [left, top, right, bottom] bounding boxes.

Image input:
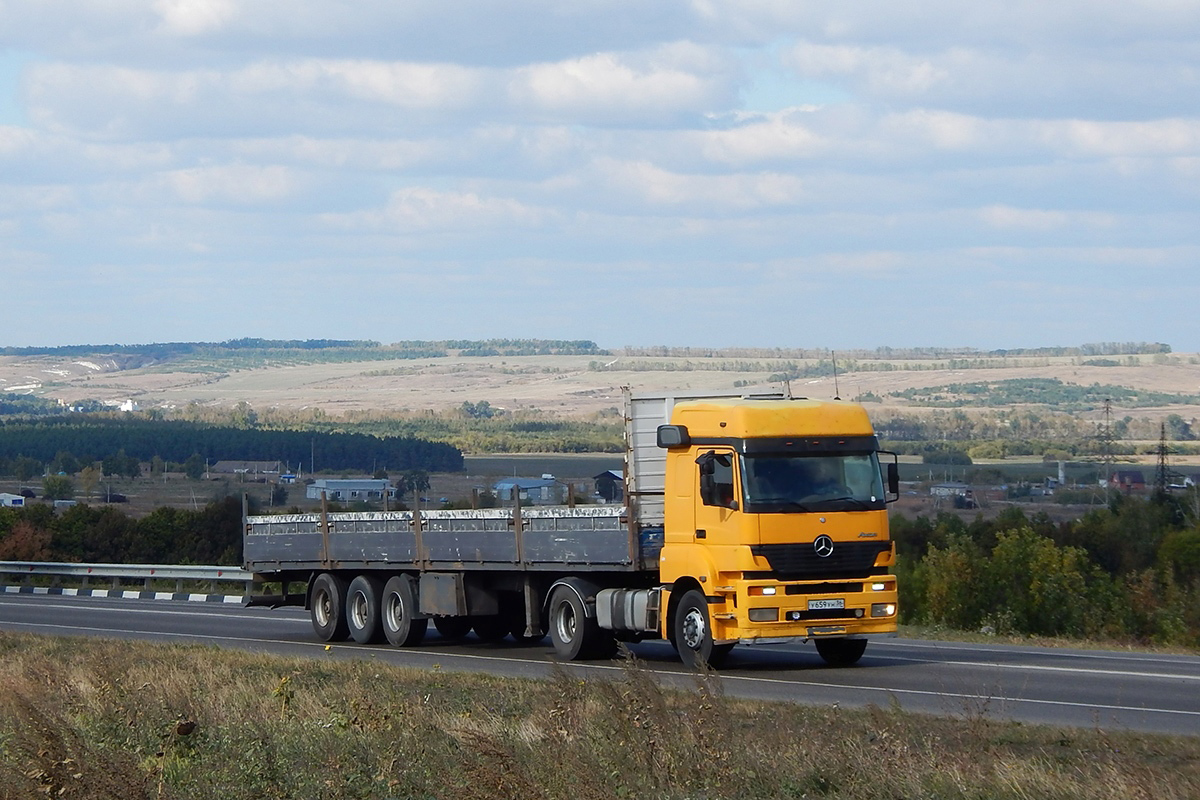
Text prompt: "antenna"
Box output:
[[831, 350, 841, 400]]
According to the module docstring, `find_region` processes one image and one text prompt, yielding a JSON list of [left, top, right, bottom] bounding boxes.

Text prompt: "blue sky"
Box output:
[[1, 1, 1197, 352]]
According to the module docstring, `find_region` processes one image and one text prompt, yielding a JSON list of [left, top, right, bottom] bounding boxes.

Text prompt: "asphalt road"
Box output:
[[2, 593, 1198, 737]]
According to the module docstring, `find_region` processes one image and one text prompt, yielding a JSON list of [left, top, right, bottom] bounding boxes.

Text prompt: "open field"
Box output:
[[4, 349, 1200, 424], [1, 632, 1196, 800]]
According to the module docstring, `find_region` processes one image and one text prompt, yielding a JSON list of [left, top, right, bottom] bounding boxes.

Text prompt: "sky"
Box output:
[[1, 1, 1198, 352]]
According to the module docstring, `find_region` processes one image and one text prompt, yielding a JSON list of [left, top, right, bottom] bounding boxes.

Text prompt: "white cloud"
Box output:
[[153, 0, 237, 36], [162, 164, 301, 205], [322, 187, 549, 233]]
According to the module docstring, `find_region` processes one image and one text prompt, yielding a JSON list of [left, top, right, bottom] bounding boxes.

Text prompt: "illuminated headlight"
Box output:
[[871, 603, 896, 617], [871, 582, 887, 592], [749, 586, 777, 596], [748, 608, 779, 622]]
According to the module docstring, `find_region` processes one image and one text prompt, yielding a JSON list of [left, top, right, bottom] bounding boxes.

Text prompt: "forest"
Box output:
[[893, 493, 1200, 646], [0, 417, 463, 474]]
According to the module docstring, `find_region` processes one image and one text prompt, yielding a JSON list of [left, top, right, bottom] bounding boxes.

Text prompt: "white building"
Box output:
[[0, 492, 26, 507], [306, 479, 395, 502]]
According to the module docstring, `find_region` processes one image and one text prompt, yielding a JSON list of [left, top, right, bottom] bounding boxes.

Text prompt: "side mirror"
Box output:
[[657, 425, 690, 449]]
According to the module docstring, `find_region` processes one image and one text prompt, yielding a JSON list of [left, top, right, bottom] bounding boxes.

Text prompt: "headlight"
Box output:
[[749, 608, 779, 622], [871, 603, 896, 617]]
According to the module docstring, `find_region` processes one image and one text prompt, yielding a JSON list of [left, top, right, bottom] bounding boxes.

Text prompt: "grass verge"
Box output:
[[0, 632, 1197, 800]]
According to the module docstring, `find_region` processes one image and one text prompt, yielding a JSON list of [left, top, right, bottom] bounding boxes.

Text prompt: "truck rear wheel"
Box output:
[[433, 616, 472, 641], [471, 614, 510, 643], [310, 572, 350, 642], [346, 575, 384, 644], [672, 589, 732, 669], [548, 585, 604, 660], [815, 638, 867, 666], [502, 592, 545, 644], [382, 574, 427, 647]]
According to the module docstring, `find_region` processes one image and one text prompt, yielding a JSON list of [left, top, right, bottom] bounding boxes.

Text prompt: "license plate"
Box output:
[[808, 598, 845, 611]]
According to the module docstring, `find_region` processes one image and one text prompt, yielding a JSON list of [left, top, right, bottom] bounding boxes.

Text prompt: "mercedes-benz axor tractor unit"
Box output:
[[243, 388, 900, 667]]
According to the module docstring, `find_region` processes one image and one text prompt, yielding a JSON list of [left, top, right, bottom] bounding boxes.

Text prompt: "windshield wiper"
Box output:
[[824, 496, 872, 510], [770, 500, 815, 512]]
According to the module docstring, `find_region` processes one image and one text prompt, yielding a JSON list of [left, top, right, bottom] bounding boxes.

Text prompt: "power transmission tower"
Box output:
[[1154, 421, 1179, 500], [1093, 398, 1117, 505]]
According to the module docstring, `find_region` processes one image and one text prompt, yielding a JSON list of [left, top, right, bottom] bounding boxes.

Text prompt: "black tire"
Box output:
[[509, 618, 547, 645], [548, 585, 602, 660], [310, 572, 350, 642], [672, 589, 728, 669], [502, 592, 546, 644], [433, 616, 472, 641], [815, 638, 867, 666], [472, 614, 510, 643], [346, 575, 384, 644], [382, 574, 427, 647]]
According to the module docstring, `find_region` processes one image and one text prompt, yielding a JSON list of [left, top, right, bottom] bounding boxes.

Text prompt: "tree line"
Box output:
[[893, 493, 1200, 646], [1, 338, 607, 362], [0, 497, 244, 565], [0, 418, 462, 475]]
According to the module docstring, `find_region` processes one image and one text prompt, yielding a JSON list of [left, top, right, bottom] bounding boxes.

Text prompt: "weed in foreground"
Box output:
[[0, 632, 1197, 800]]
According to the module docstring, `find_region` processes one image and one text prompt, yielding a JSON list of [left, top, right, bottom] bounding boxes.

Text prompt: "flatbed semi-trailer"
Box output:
[[244, 388, 900, 667]]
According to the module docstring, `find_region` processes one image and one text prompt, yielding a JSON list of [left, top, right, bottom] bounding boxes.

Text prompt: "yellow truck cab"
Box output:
[[655, 397, 899, 667]]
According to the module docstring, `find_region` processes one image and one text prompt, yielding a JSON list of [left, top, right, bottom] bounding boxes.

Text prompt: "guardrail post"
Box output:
[[176, 579, 183, 593], [111, 577, 120, 591]]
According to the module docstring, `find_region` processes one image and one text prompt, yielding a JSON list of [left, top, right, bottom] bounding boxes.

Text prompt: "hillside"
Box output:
[[2, 342, 1198, 425]]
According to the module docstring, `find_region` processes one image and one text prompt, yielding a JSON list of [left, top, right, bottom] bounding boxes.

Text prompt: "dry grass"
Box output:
[[0, 633, 1197, 800], [6, 351, 1200, 418]]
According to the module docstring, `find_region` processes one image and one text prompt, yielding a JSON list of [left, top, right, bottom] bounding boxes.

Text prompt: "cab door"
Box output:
[[694, 448, 741, 546]]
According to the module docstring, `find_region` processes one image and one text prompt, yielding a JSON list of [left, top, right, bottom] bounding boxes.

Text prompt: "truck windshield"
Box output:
[[742, 452, 886, 512]]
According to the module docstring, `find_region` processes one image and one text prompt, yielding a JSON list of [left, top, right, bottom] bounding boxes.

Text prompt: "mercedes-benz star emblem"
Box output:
[[813, 535, 835, 558]]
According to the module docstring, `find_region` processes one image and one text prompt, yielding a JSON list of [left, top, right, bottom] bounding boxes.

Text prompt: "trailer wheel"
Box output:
[[509, 618, 547, 645], [472, 614, 510, 643], [502, 592, 545, 644], [815, 638, 867, 666], [382, 574, 427, 647], [346, 575, 384, 644], [671, 589, 731, 669], [548, 585, 603, 660], [310, 572, 350, 642], [433, 616, 472, 641]]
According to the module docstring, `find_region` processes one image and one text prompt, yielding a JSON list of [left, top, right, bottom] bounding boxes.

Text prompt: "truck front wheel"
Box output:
[[382, 574, 427, 647], [815, 638, 867, 666], [310, 572, 350, 642], [672, 589, 732, 669]]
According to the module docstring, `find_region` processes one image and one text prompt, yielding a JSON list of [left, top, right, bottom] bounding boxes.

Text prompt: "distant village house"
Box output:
[[593, 470, 623, 503], [306, 479, 395, 502], [493, 475, 567, 506]]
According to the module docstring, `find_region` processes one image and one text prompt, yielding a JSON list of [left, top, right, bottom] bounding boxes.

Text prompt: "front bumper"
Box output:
[[709, 575, 899, 644]]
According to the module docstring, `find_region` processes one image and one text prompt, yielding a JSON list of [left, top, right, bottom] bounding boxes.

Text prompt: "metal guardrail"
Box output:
[[0, 560, 254, 597]]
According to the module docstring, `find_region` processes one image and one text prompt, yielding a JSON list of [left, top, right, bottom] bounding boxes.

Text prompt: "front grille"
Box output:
[[785, 581, 863, 595], [750, 541, 891, 580]]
